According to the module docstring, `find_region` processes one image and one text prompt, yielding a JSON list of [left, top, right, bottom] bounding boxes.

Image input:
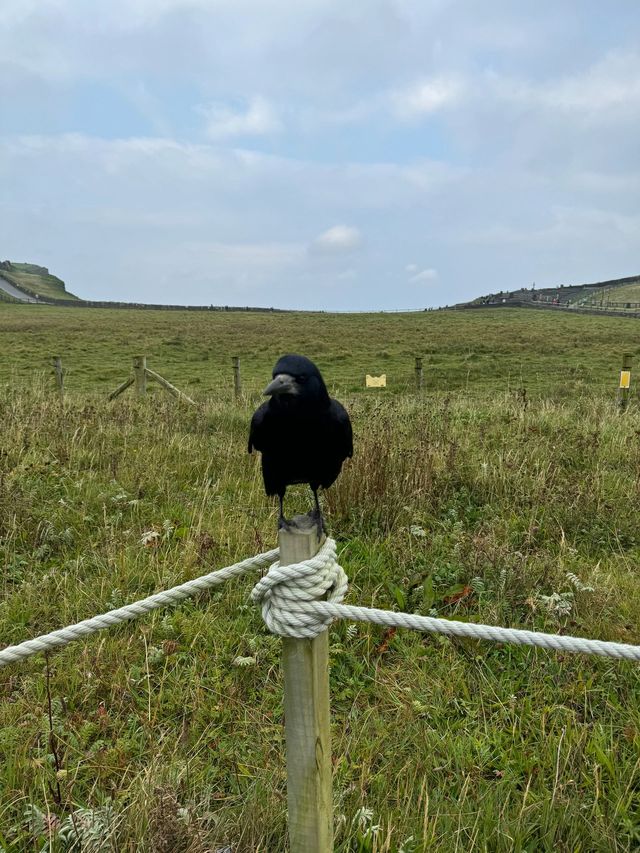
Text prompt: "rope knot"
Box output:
[[251, 537, 348, 639]]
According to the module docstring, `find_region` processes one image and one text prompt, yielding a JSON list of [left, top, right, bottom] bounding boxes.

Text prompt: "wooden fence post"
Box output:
[[52, 357, 64, 402], [133, 356, 147, 396], [619, 352, 632, 411], [232, 356, 242, 399], [415, 356, 423, 391], [279, 518, 333, 853]]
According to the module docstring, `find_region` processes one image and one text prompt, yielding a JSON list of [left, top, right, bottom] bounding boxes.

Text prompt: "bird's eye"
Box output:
[[298, 374, 307, 383]]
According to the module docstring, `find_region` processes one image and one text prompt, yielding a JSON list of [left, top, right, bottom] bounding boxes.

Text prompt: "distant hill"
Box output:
[[0, 261, 79, 302], [458, 274, 640, 315]]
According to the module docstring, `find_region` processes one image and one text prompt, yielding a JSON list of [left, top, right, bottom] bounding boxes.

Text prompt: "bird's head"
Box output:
[[263, 354, 329, 405]]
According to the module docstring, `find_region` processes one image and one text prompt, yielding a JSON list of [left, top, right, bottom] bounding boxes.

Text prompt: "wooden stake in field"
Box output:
[[232, 356, 242, 399], [107, 356, 196, 405], [618, 352, 632, 411], [415, 356, 423, 391], [52, 356, 64, 402], [145, 367, 197, 405], [133, 355, 147, 397], [279, 517, 333, 853]]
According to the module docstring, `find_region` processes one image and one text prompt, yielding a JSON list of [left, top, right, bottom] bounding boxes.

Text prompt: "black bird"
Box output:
[[248, 354, 353, 530]]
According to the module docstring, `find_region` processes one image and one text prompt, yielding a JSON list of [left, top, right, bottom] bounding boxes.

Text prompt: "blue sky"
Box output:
[[1, 1, 639, 309]]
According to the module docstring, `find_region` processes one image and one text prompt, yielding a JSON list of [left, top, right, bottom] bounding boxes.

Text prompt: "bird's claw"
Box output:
[[310, 506, 327, 537]]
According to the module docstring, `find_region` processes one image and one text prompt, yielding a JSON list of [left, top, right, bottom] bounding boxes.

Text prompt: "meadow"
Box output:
[[1, 303, 640, 398], [1, 302, 640, 851]]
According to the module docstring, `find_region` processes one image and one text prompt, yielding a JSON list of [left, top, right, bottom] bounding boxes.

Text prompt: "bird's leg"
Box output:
[[277, 493, 289, 530], [310, 487, 326, 536]]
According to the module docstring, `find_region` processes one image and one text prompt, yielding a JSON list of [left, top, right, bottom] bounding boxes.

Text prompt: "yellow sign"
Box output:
[[366, 374, 386, 388], [620, 370, 631, 389]]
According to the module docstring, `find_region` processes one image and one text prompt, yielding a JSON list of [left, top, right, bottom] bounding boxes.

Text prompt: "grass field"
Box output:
[[1, 302, 640, 398], [1, 303, 640, 851]]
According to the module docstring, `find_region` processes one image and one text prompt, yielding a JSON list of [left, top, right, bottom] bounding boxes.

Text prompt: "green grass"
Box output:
[[580, 279, 640, 309], [606, 283, 640, 304], [0, 302, 639, 399], [1, 304, 640, 850], [0, 264, 79, 301]]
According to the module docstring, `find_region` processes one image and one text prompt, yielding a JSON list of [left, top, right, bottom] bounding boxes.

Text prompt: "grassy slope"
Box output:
[[1, 304, 640, 850], [606, 282, 640, 303], [580, 278, 640, 308], [0, 263, 79, 301]]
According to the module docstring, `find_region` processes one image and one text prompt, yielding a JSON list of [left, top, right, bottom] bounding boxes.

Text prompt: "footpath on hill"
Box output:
[[0, 276, 40, 302]]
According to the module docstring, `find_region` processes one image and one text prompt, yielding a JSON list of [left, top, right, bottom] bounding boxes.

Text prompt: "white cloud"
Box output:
[[488, 51, 640, 117], [198, 96, 282, 140], [409, 268, 438, 283], [391, 76, 463, 120], [337, 268, 357, 281], [2, 4, 640, 309], [309, 225, 363, 254]]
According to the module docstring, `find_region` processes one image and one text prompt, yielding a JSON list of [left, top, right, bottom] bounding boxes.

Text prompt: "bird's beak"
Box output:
[[263, 373, 298, 396]]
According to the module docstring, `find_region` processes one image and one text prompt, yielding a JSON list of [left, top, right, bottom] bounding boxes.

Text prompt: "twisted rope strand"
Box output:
[[2, 538, 640, 667], [251, 540, 640, 660], [295, 601, 640, 661], [0, 547, 278, 668]]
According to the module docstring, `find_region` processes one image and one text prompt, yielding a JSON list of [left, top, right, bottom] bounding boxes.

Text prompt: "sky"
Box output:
[[1, 1, 639, 310]]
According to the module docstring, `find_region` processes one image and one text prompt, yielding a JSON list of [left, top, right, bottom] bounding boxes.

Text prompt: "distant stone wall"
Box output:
[[32, 295, 289, 313]]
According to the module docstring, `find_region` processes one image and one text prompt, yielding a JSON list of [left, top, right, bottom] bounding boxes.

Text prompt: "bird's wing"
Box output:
[[329, 399, 353, 458], [248, 401, 270, 453]]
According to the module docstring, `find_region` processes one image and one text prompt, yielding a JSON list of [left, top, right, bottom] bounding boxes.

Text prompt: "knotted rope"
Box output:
[[252, 547, 640, 660], [251, 537, 348, 639], [2, 538, 640, 666]]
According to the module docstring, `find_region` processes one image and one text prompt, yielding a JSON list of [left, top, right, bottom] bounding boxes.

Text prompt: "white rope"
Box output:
[[0, 547, 278, 668], [250, 537, 348, 639], [250, 540, 640, 661], [3, 539, 640, 667], [286, 602, 640, 661]]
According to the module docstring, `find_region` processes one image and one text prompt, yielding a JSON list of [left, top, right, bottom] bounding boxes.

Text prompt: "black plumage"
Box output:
[[248, 354, 353, 528]]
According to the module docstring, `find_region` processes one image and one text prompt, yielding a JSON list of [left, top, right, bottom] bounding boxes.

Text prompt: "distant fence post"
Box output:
[[618, 353, 632, 411], [232, 356, 242, 399], [133, 356, 147, 396], [52, 356, 64, 402], [279, 519, 333, 853], [415, 356, 423, 391]]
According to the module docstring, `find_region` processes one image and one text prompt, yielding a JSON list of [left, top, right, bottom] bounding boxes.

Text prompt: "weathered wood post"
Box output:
[[232, 356, 242, 399], [279, 518, 333, 853], [52, 357, 64, 402], [145, 368, 197, 406], [618, 352, 632, 411], [415, 356, 423, 391], [133, 356, 147, 396]]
